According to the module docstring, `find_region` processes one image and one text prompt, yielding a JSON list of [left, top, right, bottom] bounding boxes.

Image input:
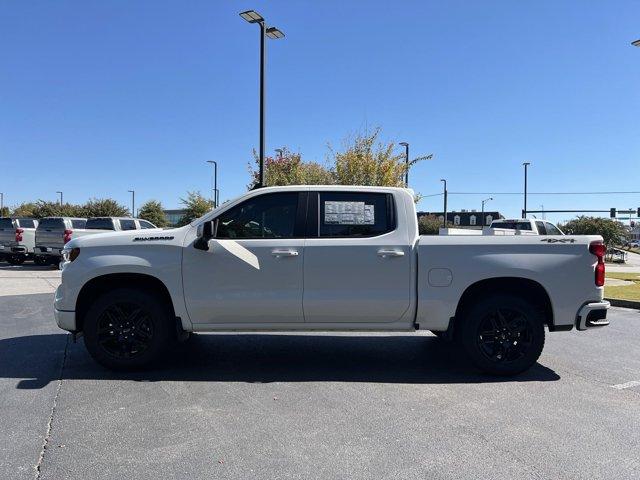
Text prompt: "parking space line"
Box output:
[[611, 380, 640, 390]]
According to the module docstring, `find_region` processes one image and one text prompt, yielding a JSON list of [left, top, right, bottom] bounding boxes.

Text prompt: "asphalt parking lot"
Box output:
[[1, 265, 639, 479]]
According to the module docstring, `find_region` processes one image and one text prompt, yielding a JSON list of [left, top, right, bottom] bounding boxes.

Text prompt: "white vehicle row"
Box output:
[[0, 216, 157, 265]]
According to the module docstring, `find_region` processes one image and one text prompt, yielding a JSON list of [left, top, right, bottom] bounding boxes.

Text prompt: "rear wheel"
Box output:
[[7, 254, 26, 265], [83, 288, 173, 370], [457, 294, 545, 376], [34, 256, 48, 266]]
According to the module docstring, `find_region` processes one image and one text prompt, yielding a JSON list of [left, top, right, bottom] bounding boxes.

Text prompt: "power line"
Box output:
[[440, 191, 640, 196]]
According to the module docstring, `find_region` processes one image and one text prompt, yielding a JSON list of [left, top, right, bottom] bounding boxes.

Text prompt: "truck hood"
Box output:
[[65, 226, 190, 249]]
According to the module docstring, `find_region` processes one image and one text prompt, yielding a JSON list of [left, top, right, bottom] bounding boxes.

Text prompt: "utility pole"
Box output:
[[128, 190, 135, 217], [481, 197, 493, 227], [522, 162, 531, 218], [206, 160, 218, 208], [440, 179, 448, 229], [399, 142, 409, 186]]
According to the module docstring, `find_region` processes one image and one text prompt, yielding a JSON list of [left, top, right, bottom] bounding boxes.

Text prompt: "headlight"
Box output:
[[62, 247, 80, 263]]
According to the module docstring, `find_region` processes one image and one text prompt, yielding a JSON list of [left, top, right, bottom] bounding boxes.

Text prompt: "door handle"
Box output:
[[271, 249, 299, 257], [377, 249, 405, 258]]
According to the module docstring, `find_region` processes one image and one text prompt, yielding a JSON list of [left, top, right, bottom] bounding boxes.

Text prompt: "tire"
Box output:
[[34, 256, 48, 266], [457, 294, 545, 376], [7, 254, 26, 265], [83, 288, 173, 370]]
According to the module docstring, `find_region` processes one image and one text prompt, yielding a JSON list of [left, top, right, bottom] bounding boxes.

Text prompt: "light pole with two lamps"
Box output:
[[239, 10, 285, 188]]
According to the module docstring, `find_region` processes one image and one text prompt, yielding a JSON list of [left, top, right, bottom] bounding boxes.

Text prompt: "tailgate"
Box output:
[[0, 219, 15, 247], [36, 228, 65, 248]]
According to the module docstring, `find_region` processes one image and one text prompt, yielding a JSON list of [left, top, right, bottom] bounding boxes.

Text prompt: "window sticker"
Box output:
[[324, 201, 375, 225]]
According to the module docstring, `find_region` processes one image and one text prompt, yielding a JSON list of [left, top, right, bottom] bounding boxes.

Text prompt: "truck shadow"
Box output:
[[2, 333, 560, 389]]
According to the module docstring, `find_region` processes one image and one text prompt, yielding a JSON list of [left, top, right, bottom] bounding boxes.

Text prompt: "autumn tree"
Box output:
[[138, 200, 169, 228], [248, 147, 333, 189], [177, 191, 214, 226]]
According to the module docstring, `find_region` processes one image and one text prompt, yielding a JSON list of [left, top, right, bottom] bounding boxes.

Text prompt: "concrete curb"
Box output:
[[605, 298, 640, 309]]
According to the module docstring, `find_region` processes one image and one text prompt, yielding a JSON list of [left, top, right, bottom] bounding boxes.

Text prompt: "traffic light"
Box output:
[[610, 208, 616, 218]]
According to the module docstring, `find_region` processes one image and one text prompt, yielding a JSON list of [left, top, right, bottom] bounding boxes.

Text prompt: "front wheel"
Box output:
[[7, 254, 26, 265], [457, 294, 545, 376], [83, 288, 173, 370]]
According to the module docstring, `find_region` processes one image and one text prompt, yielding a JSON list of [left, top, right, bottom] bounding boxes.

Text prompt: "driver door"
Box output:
[[182, 191, 307, 325]]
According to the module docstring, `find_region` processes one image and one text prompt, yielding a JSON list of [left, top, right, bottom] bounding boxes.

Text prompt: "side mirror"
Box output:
[[194, 220, 215, 251]]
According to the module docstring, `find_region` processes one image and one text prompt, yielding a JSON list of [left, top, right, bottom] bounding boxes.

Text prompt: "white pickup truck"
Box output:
[[55, 186, 610, 375]]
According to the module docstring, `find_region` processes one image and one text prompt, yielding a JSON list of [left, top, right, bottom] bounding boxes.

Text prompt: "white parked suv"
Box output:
[[0, 217, 39, 264], [55, 186, 609, 375], [490, 218, 564, 235]]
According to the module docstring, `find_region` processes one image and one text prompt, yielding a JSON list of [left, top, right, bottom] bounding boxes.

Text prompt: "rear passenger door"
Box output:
[[303, 191, 413, 324]]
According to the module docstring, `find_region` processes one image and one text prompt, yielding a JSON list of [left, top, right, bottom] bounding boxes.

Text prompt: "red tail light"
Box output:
[[63, 229, 73, 244], [15, 228, 24, 242], [589, 241, 606, 287]]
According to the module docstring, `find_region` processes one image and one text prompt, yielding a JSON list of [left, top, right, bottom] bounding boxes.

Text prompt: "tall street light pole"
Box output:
[[399, 142, 409, 186], [240, 10, 285, 189], [0, 193, 4, 215], [481, 197, 493, 227], [522, 162, 531, 218], [128, 190, 135, 217], [632, 39, 640, 47], [440, 179, 448, 229], [56, 191, 63, 207], [206, 160, 218, 208]]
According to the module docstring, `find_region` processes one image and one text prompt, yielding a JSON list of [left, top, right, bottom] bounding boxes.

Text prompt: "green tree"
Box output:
[[177, 191, 214, 226], [138, 200, 169, 228], [31, 200, 81, 218], [80, 198, 129, 217], [1, 206, 10, 217], [418, 215, 442, 235], [560, 216, 628, 248]]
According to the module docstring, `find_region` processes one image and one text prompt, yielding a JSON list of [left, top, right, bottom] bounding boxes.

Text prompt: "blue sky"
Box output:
[[1, 0, 639, 223]]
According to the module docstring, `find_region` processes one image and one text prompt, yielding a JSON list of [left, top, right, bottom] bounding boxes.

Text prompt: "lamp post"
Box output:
[[56, 191, 63, 207], [210, 161, 219, 207], [128, 190, 135, 217], [399, 142, 409, 186], [0, 192, 4, 216], [632, 39, 640, 47], [522, 162, 531, 218], [240, 10, 285, 188], [440, 179, 448, 229], [481, 197, 493, 227]]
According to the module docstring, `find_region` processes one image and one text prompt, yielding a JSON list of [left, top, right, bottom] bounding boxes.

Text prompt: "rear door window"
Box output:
[[86, 218, 115, 230], [119, 219, 137, 231], [38, 218, 65, 229], [317, 192, 395, 238]]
